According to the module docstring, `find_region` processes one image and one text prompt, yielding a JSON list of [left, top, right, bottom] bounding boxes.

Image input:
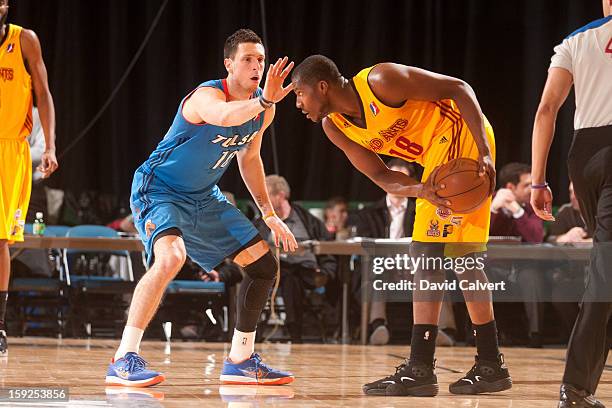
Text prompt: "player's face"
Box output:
[[293, 81, 328, 122], [226, 42, 265, 93]]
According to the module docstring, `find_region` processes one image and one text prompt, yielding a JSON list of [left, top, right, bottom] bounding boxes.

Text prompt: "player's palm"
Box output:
[[263, 57, 295, 103], [531, 187, 555, 221], [478, 154, 496, 195], [418, 166, 452, 211]]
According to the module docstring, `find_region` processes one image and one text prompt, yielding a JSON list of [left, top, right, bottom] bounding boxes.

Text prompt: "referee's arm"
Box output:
[[530, 68, 573, 221]]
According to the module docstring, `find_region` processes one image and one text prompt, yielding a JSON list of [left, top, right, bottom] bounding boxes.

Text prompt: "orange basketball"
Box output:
[[432, 158, 491, 214]]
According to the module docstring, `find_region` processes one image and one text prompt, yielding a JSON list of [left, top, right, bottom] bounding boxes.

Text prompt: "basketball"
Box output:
[[432, 158, 491, 214]]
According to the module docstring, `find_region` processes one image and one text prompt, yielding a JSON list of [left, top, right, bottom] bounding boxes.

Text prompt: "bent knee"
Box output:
[[234, 240, 270, 267], [158, 248, 186, 272], [153, 236, 187, 274], [242, 250, 278, 280]]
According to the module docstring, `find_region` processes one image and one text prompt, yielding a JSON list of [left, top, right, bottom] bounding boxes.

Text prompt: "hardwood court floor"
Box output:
[[0, 337, 610, 407]]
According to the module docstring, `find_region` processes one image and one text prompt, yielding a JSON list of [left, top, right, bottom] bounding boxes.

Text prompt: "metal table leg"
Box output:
[[361, 255, 371, 345]]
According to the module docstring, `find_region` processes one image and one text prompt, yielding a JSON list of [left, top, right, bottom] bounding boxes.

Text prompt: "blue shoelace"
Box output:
[[123, 353, 148, 373], [251, 353, 273, 376]]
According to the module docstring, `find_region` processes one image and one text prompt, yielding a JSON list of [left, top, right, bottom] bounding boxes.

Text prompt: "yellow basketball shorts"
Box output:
[[412, 120, 496, 245], [0, 139, 32, 243]]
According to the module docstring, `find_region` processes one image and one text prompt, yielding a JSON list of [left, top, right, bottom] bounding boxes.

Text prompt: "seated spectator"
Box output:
[[107, 214, 137, 234], [547, 182, 591, 244], [490, 162, 544, 242], [324, 196, 350, 239], [489, 162, 545, 347], [254, 175, 337, 343]]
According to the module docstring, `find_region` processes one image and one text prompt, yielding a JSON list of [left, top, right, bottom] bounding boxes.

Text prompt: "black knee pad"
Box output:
[[241, 251, 278, 311], [243, 250, 278, 281]]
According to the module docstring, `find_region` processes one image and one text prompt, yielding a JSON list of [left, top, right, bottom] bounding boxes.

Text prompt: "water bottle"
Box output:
[[33, 212, 46, 235]]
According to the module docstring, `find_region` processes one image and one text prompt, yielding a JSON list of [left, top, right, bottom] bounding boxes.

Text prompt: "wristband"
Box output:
[[531, 182, 549, 190], [262, 211, 276, 221], [260, 94, 274, 105], [258, 94, 274, 109]]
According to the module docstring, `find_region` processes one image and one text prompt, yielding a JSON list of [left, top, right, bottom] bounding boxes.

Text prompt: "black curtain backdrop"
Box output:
[[8, 0, 602, 205]]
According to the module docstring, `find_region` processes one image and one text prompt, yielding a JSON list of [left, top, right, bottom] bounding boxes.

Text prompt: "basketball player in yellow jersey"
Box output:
[[0, 0, 58, 354], [292, 55, 511, 397]]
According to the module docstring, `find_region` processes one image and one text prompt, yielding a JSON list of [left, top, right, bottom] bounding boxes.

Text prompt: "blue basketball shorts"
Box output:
[[130, 169, 260, 271]]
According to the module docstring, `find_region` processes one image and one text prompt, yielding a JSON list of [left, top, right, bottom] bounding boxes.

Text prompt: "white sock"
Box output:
[[228, 329, 255, 363], [114, 326, 144, 361]]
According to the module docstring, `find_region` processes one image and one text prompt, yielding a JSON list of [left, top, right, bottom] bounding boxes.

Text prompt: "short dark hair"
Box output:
[[387, 158, 416, 177], [498, 162, 531, 187], [224, 29, 263, 59], [292, 55, 342, 86], [325, 196, 348, 210]]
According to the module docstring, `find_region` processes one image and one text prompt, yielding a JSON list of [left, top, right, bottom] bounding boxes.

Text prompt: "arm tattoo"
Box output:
[[255, 194, 266, 210]]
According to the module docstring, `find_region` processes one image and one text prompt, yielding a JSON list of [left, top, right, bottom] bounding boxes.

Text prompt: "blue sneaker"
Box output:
[[105, 352, 165, 387], [220, 353, 294, 385]]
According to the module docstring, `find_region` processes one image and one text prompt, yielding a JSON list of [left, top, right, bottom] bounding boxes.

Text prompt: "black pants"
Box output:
[[280, 262, 318, 340], [564, 125, 612, 394]]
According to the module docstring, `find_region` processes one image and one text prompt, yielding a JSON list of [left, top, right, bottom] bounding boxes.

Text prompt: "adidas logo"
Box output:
[[439, 136, 449, 144]]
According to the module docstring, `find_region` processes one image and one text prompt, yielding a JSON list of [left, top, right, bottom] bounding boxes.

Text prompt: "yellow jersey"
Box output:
[[0, 24, 33, 141], [328, 65, 496, 246], [328, 65, 486, 168]]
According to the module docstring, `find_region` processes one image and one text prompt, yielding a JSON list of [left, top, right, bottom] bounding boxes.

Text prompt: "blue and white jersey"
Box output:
[[138, 79, 265, 198], [549, 16, 612, 129]]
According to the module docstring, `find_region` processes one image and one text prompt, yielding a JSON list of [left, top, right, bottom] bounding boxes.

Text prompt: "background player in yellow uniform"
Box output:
[[292, 56, 510, 397], [0, 0, 58, 354]]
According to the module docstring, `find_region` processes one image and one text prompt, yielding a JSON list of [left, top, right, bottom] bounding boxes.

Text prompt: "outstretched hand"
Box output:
[[262, 56, 295, 103]]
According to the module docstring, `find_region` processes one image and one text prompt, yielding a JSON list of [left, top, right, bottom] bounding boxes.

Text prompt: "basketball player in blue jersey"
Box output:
[[105, 29, 298, 387]]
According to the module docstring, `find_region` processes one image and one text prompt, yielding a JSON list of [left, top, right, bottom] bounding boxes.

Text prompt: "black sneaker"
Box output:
[[449, 353, 512, 394], [362, 360, 438, 397], [559, 384, 605, 407], [0, 330, 6, 354]]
